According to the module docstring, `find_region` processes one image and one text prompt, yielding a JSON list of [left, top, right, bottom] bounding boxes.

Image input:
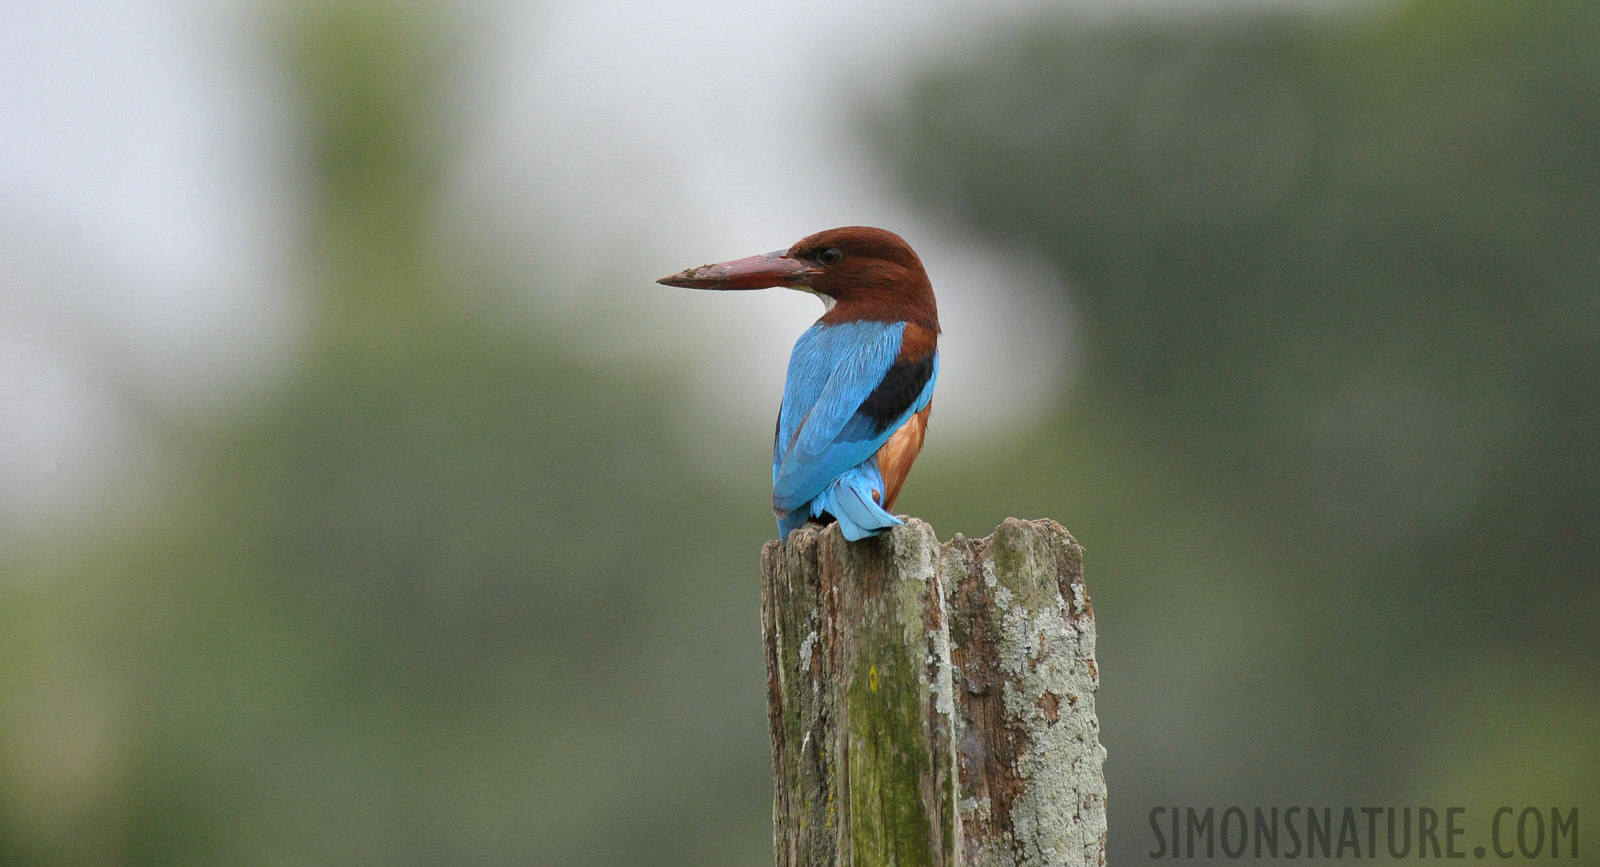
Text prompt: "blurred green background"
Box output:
[[2, 0, 1597, 864]]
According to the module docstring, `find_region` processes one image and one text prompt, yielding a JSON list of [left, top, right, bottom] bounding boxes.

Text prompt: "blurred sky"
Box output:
[[0, 0, 1134, 540], [0, 0, 1347, 536], [0, 0, 300, 538]]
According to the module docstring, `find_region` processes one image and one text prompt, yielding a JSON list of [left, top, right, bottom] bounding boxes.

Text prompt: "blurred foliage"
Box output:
[[3, 0, 1599, 865], [880, 1, 1600, 863], [0, 3, 773, 864]]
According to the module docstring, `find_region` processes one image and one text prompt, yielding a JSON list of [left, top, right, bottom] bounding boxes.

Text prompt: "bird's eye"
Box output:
[[818, 248, 842, 266]]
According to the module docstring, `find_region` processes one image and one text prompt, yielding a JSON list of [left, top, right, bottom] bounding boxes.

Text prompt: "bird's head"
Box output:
[[657, 226, 938, 327]]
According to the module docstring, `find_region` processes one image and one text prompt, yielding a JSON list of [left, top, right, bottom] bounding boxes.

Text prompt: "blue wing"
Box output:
[[772, 321, 937, 540]]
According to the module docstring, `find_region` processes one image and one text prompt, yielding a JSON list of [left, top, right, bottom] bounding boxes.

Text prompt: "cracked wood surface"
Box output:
[[762, 518, 1107, 867]]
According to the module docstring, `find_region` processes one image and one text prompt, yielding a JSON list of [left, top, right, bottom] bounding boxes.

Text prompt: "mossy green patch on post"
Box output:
[[824, 522, 954, 867], [763, 521, 958, 867], [845, 633, 935, 865], [762, 518, 1102, 867]]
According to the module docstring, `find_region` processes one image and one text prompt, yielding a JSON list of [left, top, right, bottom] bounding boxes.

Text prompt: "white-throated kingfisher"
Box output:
[[658, 226, 939, 542]]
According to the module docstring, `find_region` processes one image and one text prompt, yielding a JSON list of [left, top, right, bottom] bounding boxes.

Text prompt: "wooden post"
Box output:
[[762, 518, 1107, 867]]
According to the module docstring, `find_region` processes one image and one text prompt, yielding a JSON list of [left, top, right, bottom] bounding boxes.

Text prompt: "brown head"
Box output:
[[657, 226, 939, 332]]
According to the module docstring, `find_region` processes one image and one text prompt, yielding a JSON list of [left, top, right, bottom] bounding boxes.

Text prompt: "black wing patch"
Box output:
[[856, 352, 935, 436]]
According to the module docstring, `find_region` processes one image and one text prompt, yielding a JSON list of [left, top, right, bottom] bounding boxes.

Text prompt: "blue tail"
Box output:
[[776, 460, 902, 542]]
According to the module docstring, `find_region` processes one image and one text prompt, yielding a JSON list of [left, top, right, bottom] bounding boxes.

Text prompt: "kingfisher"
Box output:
[[658, 226, 939, 542]]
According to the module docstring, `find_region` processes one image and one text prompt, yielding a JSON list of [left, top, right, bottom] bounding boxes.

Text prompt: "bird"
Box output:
[[658, 226, 939, 542]]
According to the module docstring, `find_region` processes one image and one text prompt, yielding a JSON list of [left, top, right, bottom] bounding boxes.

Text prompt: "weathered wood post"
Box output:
[[762, 518, 1107, 867]]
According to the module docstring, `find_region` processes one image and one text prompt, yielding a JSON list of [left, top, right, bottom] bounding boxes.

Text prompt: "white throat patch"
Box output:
[[794, 286, 836, 311]]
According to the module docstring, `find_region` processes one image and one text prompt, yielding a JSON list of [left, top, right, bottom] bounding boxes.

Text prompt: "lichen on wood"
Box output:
[[762, 518, 1105, 867]]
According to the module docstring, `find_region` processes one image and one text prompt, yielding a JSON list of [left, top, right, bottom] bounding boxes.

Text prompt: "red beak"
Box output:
[[656, 250, 820, 290]]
